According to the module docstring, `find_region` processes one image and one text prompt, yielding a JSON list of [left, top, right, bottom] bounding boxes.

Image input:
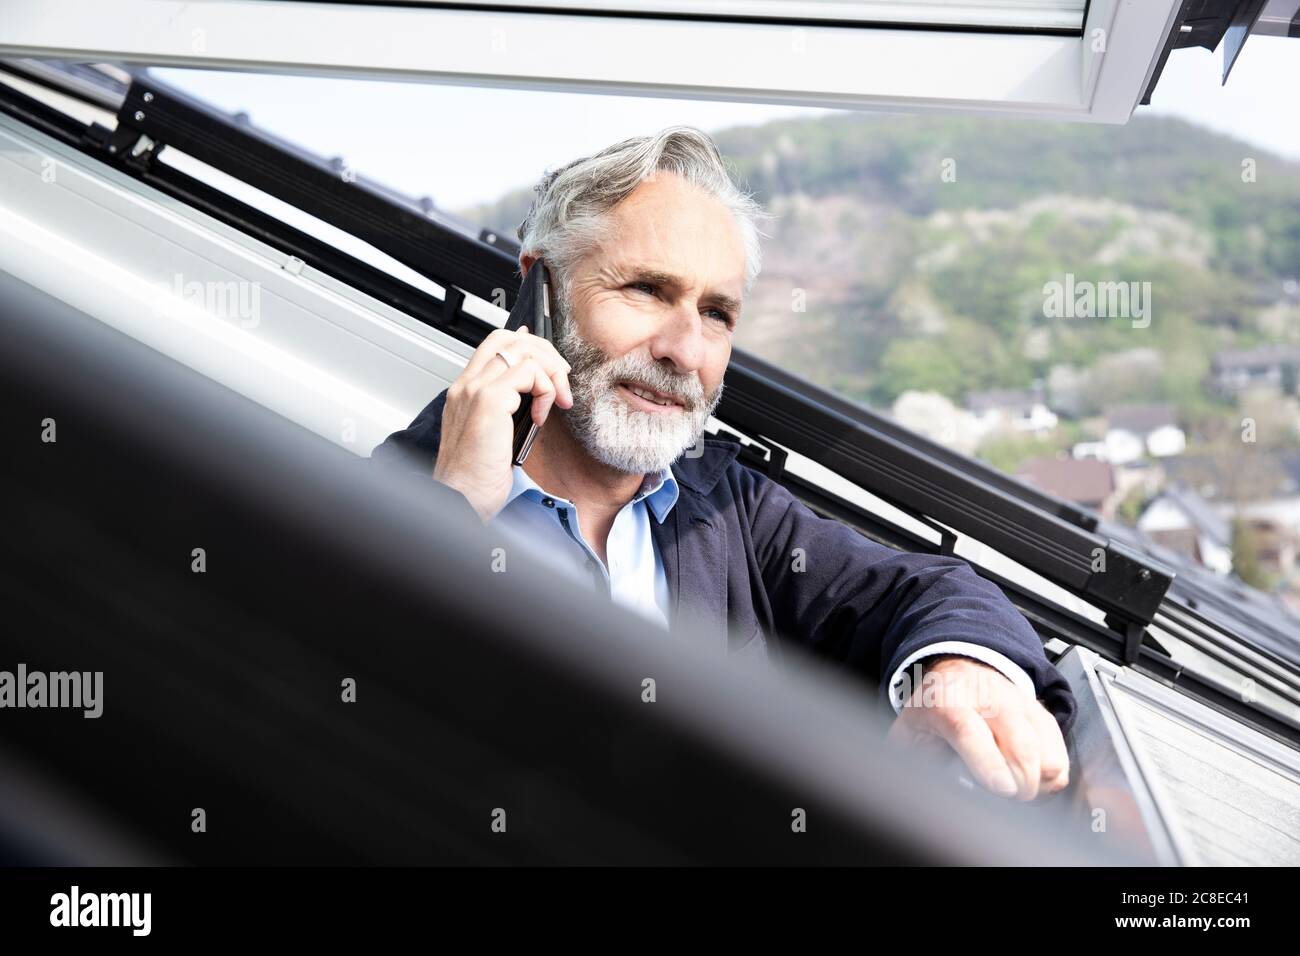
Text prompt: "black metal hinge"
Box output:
[[714, 428, 787, 482], [82, 116, 161, 174]]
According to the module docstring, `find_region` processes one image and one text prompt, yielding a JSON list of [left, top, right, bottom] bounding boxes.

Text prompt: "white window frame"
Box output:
[[358, 1, 1090, 33], [0, 0, 1180, 123]]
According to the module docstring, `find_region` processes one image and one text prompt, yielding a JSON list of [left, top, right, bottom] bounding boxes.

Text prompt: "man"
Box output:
[[373, 126, 1073, 800]]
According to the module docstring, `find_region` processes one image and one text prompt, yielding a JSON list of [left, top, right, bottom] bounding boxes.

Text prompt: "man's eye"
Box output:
[[705, 308, 734, 326], [629, 282, 656, 295]]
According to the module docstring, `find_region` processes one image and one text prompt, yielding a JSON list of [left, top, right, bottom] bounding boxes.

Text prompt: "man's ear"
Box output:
[[519, 253, 539, 279]]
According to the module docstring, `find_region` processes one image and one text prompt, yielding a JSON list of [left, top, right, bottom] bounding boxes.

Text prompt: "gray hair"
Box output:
[[516, 126, 771, 311]]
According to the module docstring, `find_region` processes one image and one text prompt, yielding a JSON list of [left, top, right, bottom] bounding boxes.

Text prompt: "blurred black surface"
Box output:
[[0, 270, 1110, 865]]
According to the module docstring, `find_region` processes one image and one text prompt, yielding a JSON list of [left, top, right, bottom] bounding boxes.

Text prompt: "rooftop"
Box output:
[[1106, 403, 1179, 435], [1016, 456, 1115, 505]]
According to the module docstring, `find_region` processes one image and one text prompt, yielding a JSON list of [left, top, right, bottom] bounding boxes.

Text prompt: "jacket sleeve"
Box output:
[[744, 468, 1076, 733], [369, 392, 447, 478], [368, 390, 485, 526]]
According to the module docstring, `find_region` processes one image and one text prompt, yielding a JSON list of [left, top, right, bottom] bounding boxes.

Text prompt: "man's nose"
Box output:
[[649, 301, 706, 374]]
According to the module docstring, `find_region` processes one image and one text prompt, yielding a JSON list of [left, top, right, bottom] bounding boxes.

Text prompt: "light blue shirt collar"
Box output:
[[505, 463, 680, 524]]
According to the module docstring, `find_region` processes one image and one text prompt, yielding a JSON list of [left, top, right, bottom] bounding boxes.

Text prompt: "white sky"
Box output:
[[151, 34, 1300, 213]]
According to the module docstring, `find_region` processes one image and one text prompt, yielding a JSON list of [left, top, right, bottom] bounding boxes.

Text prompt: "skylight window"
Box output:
[[407, 1, 1087, 33]]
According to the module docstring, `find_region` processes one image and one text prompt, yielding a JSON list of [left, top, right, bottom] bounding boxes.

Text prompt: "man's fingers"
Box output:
[[480, 333, 572, 409], [513, 327, 574, 408], [895, 701, 1071, 801], [927, 707, 1019, 797], [892, 659, 1073, 802], [1029, 701, 1071, 792], [519, 359, 559, 425], [464, 327, 572, 401], [985, 701, 1043, 801], [482, 357, 558, 425], [462, 327, 526, 380]]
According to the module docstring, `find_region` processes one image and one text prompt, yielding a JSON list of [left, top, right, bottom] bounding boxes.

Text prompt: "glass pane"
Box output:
[[144, 43, 1300, 621]]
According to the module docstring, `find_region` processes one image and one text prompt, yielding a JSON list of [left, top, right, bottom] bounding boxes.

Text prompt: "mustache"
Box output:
[[552, 314, 710, 410], [589, 356, 706, 409]]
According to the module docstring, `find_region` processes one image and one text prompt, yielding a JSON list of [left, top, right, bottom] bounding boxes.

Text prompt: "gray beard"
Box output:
[[551, 297, 723, 476]]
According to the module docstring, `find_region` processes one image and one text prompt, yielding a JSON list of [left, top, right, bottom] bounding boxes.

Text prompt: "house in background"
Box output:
[[1095, 403, 1187, 464], [1016, 456, 1117, 517], [1210, 345, 1300, 399], [1229, 449, 1300, 543], [1159, 454, 1230, 502], [965, 384, 1058, 438], [1163, 449, 1300, 533], [1136, 484, 1235, 576], [1156, 450, 1300, 593]]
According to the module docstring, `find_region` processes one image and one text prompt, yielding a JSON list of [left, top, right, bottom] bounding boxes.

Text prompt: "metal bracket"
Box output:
[[723, 432, 787, 482], [1105, 616, 1148, 665], [82, 118, 160, 174], [1085, 539, 1175, 629], [442, 286, 466, 327], [763, 443, 788, 481]]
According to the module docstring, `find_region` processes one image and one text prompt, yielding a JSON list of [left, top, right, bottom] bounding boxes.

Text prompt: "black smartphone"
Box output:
[[501, 260, 554, 466]]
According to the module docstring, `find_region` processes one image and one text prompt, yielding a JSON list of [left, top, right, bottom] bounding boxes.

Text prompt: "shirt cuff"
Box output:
[[887, 640, 1038, 714]]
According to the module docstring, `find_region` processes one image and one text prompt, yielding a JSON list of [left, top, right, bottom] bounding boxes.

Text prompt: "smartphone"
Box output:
[[502, 260, 554, 466]]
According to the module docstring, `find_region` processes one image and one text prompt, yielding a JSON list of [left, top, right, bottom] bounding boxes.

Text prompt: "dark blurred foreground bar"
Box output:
[[0, 271, 1119, 865]]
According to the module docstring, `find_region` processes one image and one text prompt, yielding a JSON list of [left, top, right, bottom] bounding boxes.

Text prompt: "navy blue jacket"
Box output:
[[372, 389, 1076, 733]]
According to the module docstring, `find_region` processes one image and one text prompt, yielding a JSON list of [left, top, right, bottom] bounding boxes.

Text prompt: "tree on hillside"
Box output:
[[1231, 518, 1274, 590]]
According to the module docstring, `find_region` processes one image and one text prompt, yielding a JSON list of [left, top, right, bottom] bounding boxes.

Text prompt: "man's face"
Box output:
[[548, 172, 748, 475]]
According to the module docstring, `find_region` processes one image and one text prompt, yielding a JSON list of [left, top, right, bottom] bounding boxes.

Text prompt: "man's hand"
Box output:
[[887, 655, 1069, 800], [433, 326, 573, 522]]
